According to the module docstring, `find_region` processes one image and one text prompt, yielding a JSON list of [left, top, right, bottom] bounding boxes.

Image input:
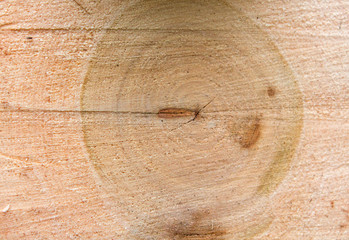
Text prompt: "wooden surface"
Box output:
[[0, 0, 348, 239]]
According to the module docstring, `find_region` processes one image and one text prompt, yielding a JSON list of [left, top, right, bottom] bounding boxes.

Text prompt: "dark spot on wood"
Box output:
[[331, 201, 334, 208], [167, 210, 227, 240], [3, 49, 10, 55], [339, 208, 349, 229], [158, 108, 195, 119], [1, 101, 10, 110], [267, 87, 276, 97], [236, 117, 261, 148], [26, 36, 33, 40]]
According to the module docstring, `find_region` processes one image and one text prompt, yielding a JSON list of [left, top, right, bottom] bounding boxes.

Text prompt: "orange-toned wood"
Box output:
[[0, 1, 348, 239]]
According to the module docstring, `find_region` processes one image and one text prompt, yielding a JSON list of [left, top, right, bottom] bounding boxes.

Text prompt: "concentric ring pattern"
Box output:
[[81, 0, 303, 239]]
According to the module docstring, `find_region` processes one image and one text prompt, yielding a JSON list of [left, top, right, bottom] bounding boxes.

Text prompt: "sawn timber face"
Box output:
[[81, 0, 303, 239]]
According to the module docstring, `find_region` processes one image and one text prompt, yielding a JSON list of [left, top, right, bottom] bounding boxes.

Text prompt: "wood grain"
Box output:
[[80, 1, 304, 238], [0, 0, 348, 239]]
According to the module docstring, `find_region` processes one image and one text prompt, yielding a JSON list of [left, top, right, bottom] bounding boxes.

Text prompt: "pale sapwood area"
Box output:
[[0, 0, 348, 239]]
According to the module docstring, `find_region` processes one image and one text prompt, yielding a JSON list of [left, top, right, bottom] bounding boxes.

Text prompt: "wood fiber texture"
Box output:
[[0, 0, 348, 239]]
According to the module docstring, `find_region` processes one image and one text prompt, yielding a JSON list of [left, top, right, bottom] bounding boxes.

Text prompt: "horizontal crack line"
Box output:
[[0, 28, 246, 32], [0, 109, 155, 115], [1, 28, 346, 38], [0, 106, 306, 114]]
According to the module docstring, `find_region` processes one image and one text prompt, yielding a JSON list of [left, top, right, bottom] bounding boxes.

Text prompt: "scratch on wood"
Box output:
[[166, 98, 215, 131], [0, 22, 17, 29], [0, 152, 40, 165], [191, 98, 215, 122], [2, 205, 10, 213], [71, 0, 91, 15]]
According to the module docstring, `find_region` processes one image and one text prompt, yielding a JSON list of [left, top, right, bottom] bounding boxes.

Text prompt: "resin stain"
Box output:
[[236, 117, 261, 149], [158, 108, 196, 119]]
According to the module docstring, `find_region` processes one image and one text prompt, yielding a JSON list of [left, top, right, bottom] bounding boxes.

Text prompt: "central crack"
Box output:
[[156, 98, 215, 132]]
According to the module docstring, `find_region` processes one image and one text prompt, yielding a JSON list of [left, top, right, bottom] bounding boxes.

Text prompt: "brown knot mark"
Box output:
[[267, 87, 276, 97], [235, 117, 261, 149]]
